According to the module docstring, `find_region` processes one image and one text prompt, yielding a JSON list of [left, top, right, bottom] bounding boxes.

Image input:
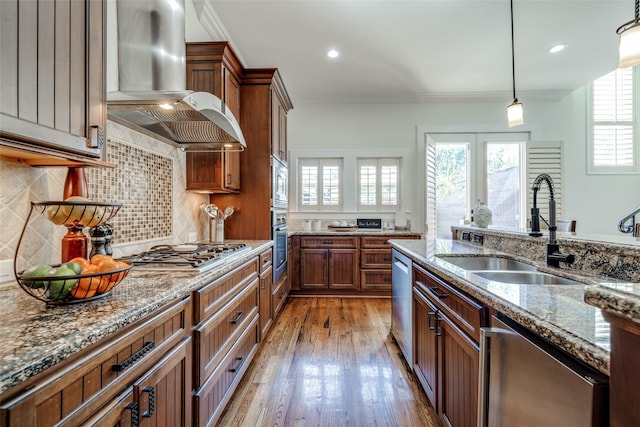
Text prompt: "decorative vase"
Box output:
[[475, 200, 492, 228]]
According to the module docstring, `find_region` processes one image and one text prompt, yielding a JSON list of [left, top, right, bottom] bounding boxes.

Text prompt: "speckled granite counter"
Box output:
[[0, 240, 272, 395], [584, 283, 640, 325], [388, 238, 632, 376]]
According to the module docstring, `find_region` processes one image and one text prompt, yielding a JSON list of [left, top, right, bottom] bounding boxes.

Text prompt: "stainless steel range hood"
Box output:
[[106, 0, 245, 151]]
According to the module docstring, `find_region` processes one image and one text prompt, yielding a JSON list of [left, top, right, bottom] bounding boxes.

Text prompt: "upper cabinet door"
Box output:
[[0, 0, 105, 159]]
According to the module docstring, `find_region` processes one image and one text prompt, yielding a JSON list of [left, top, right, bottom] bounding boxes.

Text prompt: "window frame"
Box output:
[[356, 157, 401, 211], [587, 67, 640, 175], [297, 157, 344, 211]]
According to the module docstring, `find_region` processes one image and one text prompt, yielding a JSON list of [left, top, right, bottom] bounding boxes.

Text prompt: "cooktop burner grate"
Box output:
[[122, 243, 250, 272]]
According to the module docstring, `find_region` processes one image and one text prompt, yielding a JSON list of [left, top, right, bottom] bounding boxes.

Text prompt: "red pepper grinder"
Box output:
[[61, 167, 89, 262]]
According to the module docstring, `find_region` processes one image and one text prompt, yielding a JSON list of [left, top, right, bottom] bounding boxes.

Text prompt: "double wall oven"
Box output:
[[271, 156, 288, 282]]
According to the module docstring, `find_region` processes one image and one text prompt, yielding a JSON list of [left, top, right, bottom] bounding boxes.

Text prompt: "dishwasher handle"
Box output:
[[478, 327, 514, 427]]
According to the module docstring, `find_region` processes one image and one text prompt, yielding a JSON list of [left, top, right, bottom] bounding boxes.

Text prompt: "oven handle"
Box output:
[[274, 224, 288, 232]]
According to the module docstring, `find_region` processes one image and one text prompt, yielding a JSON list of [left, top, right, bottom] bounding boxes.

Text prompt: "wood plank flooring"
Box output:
[[218, 297, 440, 426]]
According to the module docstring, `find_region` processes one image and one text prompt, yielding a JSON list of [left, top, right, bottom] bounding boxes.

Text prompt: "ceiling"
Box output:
[[192, 0, 630, 105]]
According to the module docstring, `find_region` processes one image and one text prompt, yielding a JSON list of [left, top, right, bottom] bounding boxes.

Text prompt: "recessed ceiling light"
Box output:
[[549, 43, 568, 54], [327, 49, 340, 59]]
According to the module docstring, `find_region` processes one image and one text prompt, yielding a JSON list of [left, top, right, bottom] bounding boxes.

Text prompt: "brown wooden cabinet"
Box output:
[[299, 237, 359, 291], [0, 0, 106, 165], [360, 235, 420, 292], [192, 255, 261, 427], [0, 297, 192, 426], [602, 311, 640, 427], [259, 249, 274, 339], [214, 69, 293, 240], [185, 42, 243, 193], [413, 265, 485, 427], [271, 87, 288, 162]]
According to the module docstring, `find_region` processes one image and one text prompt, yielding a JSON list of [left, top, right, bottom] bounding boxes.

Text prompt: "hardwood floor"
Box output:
[[218, 297, 440, 426]]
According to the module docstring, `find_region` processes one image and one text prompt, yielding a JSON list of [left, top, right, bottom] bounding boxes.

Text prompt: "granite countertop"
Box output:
[[389, 238, 623, 375], [0, 240, 272, 395], [584, 283, 640, 325]]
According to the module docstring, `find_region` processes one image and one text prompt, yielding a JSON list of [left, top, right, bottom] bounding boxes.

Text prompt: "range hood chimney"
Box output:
[[106, 0, 246, 151]]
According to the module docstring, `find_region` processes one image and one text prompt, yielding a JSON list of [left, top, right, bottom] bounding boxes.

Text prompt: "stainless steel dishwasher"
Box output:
[[391, 249, 413, 369], [479, 314, 609, 427]]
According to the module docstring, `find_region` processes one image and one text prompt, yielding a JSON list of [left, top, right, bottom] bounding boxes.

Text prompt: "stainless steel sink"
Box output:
[[472, 271, 582, 285], [438, 256, 536, 272]]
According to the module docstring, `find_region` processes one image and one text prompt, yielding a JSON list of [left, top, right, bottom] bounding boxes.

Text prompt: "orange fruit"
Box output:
[[70, 283, 97, 299], [97, 275, 112, 293], [110, 261, 130, 283], [69, 257, 90, 269], [90, 254, 113, 265], [97, 258, 118, 273], [78, 264, 100, 291]]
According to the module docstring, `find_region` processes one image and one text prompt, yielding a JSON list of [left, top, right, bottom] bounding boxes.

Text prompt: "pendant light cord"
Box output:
[[510, 0, 516, 101]]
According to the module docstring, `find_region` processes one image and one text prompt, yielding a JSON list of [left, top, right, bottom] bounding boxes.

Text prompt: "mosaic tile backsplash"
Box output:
[[0, 121, 210, 270], [86, 138, 173, 244]]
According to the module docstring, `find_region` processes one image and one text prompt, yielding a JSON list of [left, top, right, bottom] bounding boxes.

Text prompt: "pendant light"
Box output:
[[617, 0, 640, 68], [507, 0, 524, 127]]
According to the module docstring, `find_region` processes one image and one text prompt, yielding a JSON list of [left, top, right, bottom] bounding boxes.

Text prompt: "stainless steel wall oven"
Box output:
[[272, 210, 288, 282]]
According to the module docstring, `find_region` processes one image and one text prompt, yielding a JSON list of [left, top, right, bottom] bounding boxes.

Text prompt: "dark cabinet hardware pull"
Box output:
[[142, 386, 155, 418], [260, 278, 266, 289], [263, 257, 272, 264], [427, 311, 436, 331], [229, 356, 244, 373], [227, 173, 232, 185], [125, 402, 139, 427], [112, 341, 154, 372], [384, 257, 392, 262], [435, 315, 443, 337], [230, 311, 244, 324], [429, 286, 448, 299]]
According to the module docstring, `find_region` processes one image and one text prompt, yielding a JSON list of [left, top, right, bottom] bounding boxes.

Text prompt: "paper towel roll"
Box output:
[[395, 211, 407, 227]]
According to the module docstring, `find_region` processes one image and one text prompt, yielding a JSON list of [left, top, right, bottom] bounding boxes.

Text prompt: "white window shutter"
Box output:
[[425, 136, 437, 239], [527, 141, 563, 223]]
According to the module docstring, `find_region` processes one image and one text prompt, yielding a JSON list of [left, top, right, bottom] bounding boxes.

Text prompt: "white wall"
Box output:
[[288, 91, 639, 237]]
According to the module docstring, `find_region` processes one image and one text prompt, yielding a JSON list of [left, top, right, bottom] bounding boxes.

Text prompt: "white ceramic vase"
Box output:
[[475, 201, 492, 228]]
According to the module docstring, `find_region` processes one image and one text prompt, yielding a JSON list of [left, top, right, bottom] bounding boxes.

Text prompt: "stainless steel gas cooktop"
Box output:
[[121, 243, 250, 273]]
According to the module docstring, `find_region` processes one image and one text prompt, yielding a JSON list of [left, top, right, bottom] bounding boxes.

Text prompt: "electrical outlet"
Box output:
[[0, 259, 14, 284], [188, 232, 198, 242]]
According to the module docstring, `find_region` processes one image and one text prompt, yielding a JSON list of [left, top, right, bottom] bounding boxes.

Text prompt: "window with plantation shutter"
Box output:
[[588, 68, 639, 174], [527, 141, 564, 222], [357, 158, 400, 211], [298, 158, 343, 210]]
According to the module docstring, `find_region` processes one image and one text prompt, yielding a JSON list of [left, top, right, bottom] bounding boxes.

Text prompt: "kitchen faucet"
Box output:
[[618, 206, 640, 239], [529, 173, 576, 267]]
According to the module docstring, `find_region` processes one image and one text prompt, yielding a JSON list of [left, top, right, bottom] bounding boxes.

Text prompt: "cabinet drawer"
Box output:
[[360, 269, 392, 291], [194, 277, 259, 389], [194, 257, 259, 324], [271, 273, 288, 318], [414, 265, 485, 342], [259, 248, 273, 273], [360, 235, 419, 248], [194, 315, 260, 427], [300, 236, 358, 248], [360, 248, 392, 268], [1, 297, 191, 427]]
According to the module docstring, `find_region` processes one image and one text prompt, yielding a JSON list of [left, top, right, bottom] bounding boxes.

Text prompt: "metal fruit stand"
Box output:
[[13, 201, 132, 305]]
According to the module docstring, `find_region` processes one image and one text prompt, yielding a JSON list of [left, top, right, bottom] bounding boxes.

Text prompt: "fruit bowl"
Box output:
[[33, 200, 123, 228], [15, 261, 132, 305]]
